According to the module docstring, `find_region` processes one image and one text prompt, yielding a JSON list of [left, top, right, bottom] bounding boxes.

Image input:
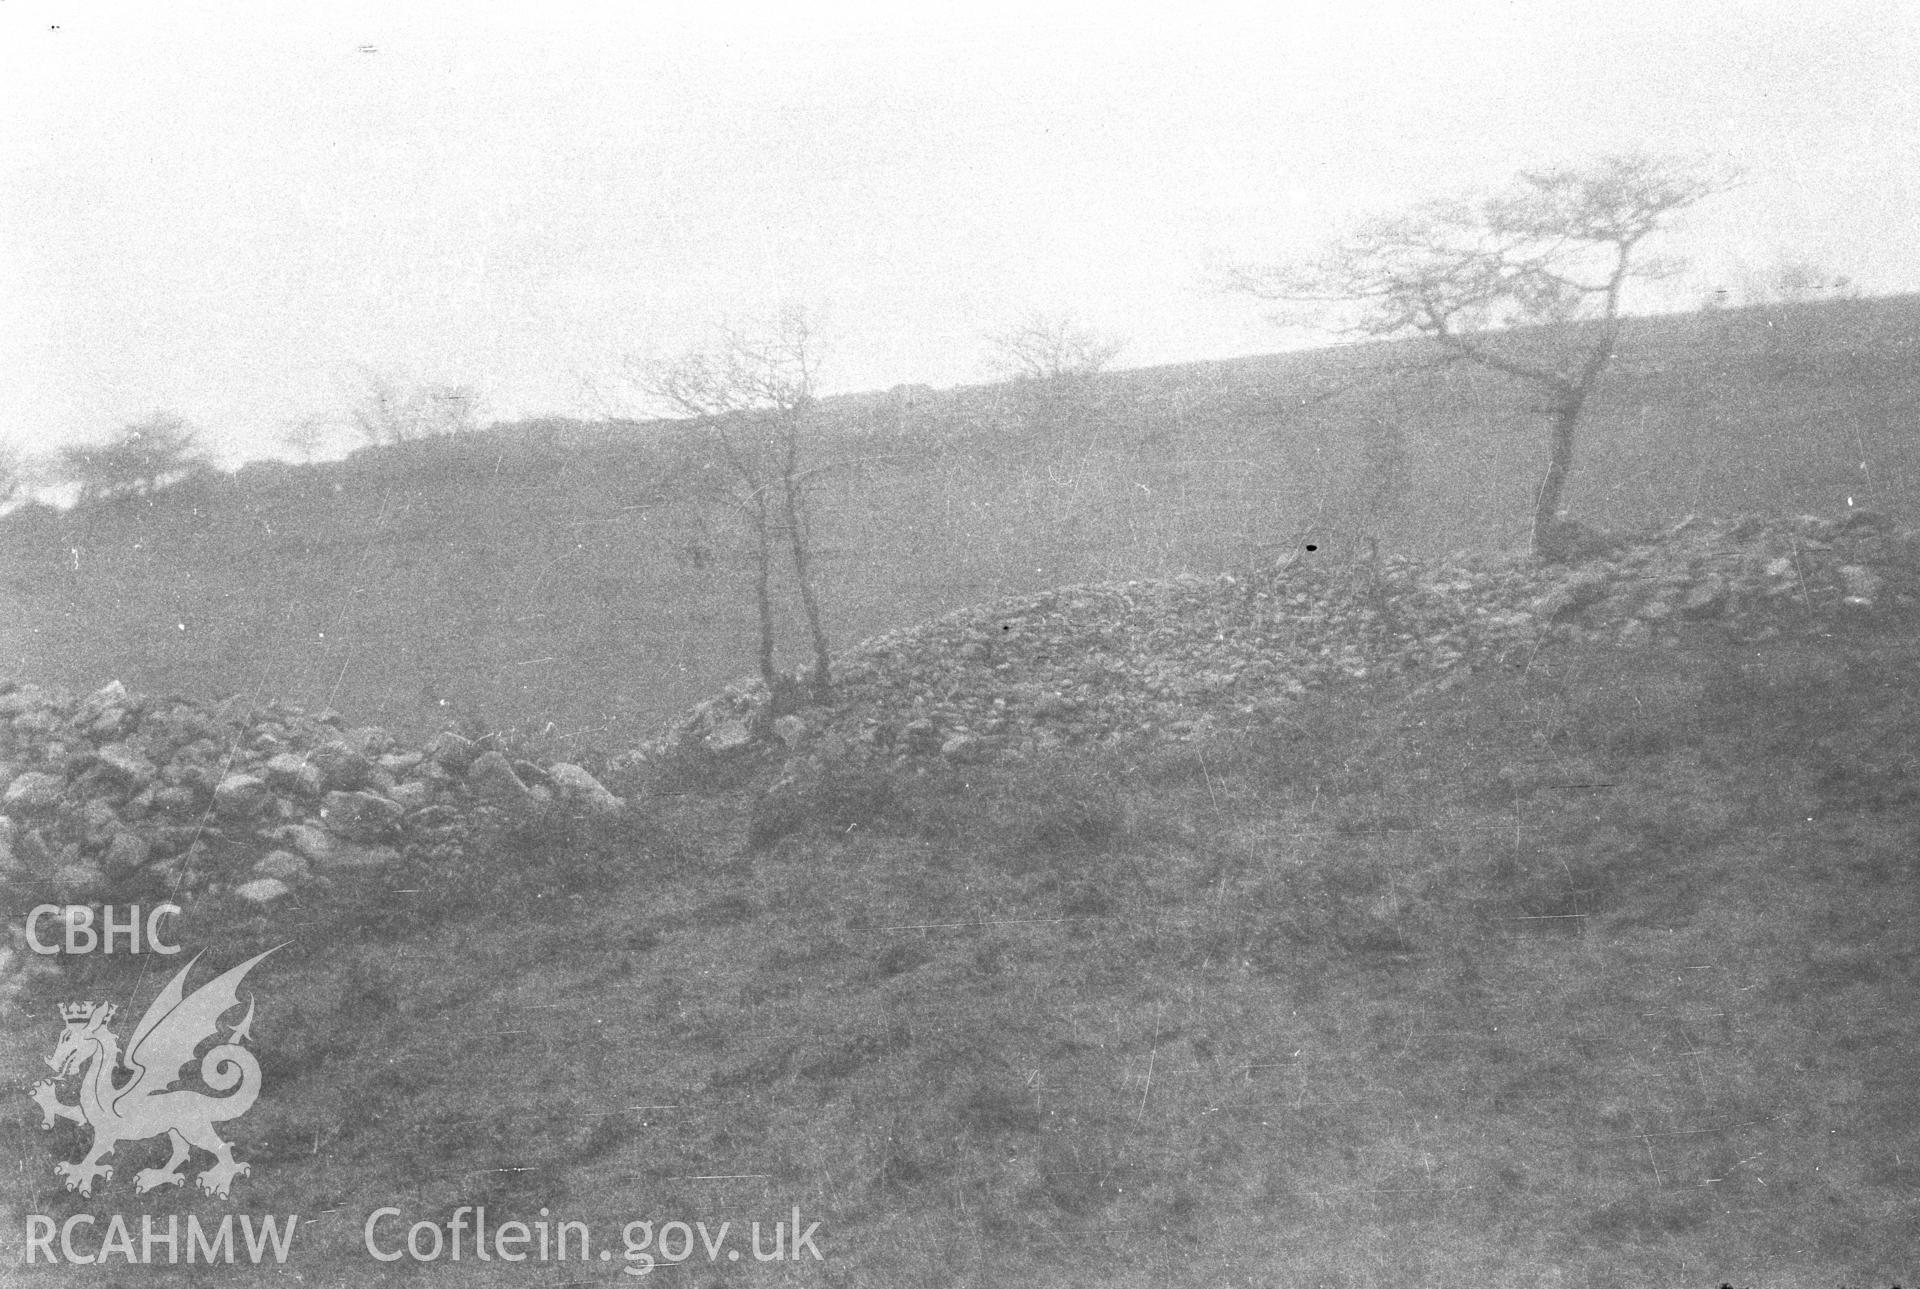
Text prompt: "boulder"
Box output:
[[253, 850, 310, 882], [467, 751, 535, 807], [309, 741, 374, 792], [264, 752, 325, 796], [345, 725, 397, 756], [320, 790, 404, 842], [95, 743, 158, 791], [213, 773, 272, 818], [16, 829, 57, 875], [234, 877, 293, 905], [150, 785, 200, 816], [268, 823, 336, 864], [2, 772, 66, 813], [101, 831, 152, 877], [425, 732, 478, 774], [901, 719, 942, 755], [940, 734, 984, 763], [387, 780, 435, 811], [704, 720, 753, 754], [548, 762, 624, 816]]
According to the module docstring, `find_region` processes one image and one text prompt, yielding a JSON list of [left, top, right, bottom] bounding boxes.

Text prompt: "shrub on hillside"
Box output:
[[59, 412, 211, 504]]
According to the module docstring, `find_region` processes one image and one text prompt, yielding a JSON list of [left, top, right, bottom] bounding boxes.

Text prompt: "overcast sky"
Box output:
[[3, 0, 1916, 466]]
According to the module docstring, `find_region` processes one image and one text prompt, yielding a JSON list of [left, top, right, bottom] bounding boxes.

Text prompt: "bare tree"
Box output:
[[1222, 154, 1735, 557], [59, 412, 211, 503], [983, 311, 1127, 382], [349, 370, 484, 446], [278, 412, 346, 462], [637, 307, 835, 708], [0, 442, 23, 508]]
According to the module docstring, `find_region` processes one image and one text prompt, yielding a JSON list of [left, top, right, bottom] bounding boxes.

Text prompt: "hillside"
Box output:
[[2, 294, 1918, 751], [3, 510, 1918, 1284]]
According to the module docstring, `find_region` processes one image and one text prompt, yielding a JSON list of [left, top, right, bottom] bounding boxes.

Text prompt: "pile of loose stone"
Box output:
[[659, 509, 1914, 769], [3, 509, 1911, 959], [0, 684, 626, 921]]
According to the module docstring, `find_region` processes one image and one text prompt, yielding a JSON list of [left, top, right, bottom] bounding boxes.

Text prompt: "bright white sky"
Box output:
[[3, 0, 1916, 466]]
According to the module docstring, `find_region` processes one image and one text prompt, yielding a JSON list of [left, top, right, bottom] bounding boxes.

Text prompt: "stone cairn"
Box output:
[[1, 509, 1911, 1005], [659, 510, 1910, 768]]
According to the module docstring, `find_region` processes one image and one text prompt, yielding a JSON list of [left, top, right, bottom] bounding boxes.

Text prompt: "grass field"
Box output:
[[8, 596, 1918, 1285]]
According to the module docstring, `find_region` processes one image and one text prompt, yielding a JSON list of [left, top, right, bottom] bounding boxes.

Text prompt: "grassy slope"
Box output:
[[1, 296, 1918, 752], [8, 600, 1918, 1285]]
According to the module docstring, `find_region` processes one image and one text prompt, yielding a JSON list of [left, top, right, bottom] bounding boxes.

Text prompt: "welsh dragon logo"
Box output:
[[30, 946, 282, 1199]]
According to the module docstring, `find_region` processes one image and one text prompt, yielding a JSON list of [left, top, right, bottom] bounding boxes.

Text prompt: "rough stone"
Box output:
[[346, 726, 398, 756], [17, 829, 57, 875], [425, 732, 478, 774], [151, 785, 200, 816], [320, 790, 404, 842], [310, 741, 375, 792], [548, 762, 624, 815], [940, 734, 984, 763], [101, 830, 151, 876], [3, 772, 66, 813], [902, 719, 942, 755], [263, 752, 326, 796], [387, 780, 435, 811], [467, 752, 534, 807], [80, 797, 120, 845], [704, 720, 753, 754], [234, 877, 293, 904], [95, 743, 158, 791], [52, 862, 108, 899], [212, 773, 272, 818], [253, 850, 309, 882], [269, 823, 335, 864]]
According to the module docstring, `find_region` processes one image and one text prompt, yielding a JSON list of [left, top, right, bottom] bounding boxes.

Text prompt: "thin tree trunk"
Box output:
[[1530, 396, 1584, 557], [748, 502, 779, 701], [781, 475, 833, 700]]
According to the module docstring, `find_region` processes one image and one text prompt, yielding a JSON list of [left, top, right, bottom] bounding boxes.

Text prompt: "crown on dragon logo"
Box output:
[[59, 1001, 110, 1023]]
